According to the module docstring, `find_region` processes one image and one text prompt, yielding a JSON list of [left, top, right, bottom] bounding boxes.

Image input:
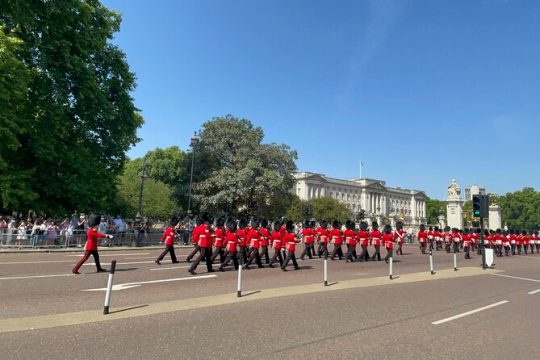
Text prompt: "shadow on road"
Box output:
[[109, 304, 149, 314], [240, 290, 261, 297], [115, 268, 138, 272]]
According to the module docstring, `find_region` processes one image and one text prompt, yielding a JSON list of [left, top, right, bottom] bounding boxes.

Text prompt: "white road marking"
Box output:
[[82, 274, 217, 291], [527, 289, 540, 295], [0, 260, 72, 265], [150, 266, 189, 271], [83, 260, 155, 266], [491, 274, 540, 283], [0, 273, 76, 280], [66, 253, 151, 257], [432, 300, 509, 325]]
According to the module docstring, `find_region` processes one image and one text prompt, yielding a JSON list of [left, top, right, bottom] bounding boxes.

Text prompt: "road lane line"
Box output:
[[150, 266, 188, 271], [527, 289, 540, 295], [431, 300, 508, 325], [491, 274, 540, 283], [0, 274, 76, 280], [82, 274, 217, 291], [66, 253, 151, 257]]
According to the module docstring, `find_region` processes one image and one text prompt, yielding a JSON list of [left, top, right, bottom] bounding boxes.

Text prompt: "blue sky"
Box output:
[[103, 0, 540, 199]]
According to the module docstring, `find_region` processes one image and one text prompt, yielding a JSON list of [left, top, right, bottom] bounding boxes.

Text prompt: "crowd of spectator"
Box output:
[[0, 212, 162, 247]]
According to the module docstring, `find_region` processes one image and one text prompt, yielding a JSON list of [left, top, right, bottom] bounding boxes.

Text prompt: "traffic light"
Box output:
[[472, 195, 481, 217]]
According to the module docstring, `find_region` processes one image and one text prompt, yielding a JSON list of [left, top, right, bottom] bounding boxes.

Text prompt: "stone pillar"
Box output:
[[411, 196, 417, 225], [438, 215, 446, 230], [446, 179, 463, 229], [489, 205, 502, 230]]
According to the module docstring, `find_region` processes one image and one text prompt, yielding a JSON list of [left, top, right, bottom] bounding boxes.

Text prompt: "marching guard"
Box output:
[[219, 220, 240, 271], [394, 221, 405, 255], [417, 224, 428, 254], [155, 216, 180, 265], [383, 225, 395, 263], [281, 220, 300, 271], [188, 213, 215, 275], [330, 220, 344, 260], [245, 219, 264, 269], [316, 220, 330, 258], [268, 220, 284, 268], [300, 220, 315, 260], [357, 221, 370, 261], [370, 221, 382, 261], [344, 220, 357, 262], [72, 214, 112, 274], [259, 219, 271, 264], [210, 217, 226, 264]]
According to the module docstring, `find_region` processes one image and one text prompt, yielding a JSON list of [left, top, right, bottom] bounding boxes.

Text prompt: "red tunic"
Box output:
[[84, 227, 107, 251], [370, 230, 382, 246], [394, 229, 405, 244], [259, 228, 270, 247], [271, 230, 283, 250], [343, 229, 356, 246], [161, 226, 176, 246], [383, 233, 394, 249], [236, 229, 247, 247], [330, 229, 342, 245], [284, 232, 299, 251], [317, 227, 330, 244], [247, 228, 260, 249], [225, 231, 238, 252], [302, 228, 315, 244], [357, 230, 368, 246], [417, 231, 428, 244], [195, 224, 212, 248], [214, 227, 225, 248], [463, 234, 471, 248]]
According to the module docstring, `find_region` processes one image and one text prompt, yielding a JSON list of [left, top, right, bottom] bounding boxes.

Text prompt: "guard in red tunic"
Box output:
[[281, 220, 300, 271], [534, 231, 540, 254], [155, 216, 180, 265], [343, 220, 357, 262], [434, 226, 443, 251], [443, 226, 452, 253], [316, 220, 330, 258], [357, 221, 370, 261], [219, 220, 240, 271], [259, 219, 271, 264], [493, 228, 505, 257], [394, 221, 405, 255], [300, 220, 315, 260], [186, 217, 203, 263], [451, 228, 461, 253], [463, 228, 472, 259], [417, 224, 428, 254], [72, 214, 112, 274], [522, 230, 530, 254], [188, 213, 215, 275], [330, 220, 344, 260], [509, 229, 517, 255], [370, 221, 382, 261], [268, 220, 284, 267], [210, 217, 226, 264], [502, 230, 511, 256], [427, 226, 434, 251], [236, 218, 249, 263], [245, 219, 264, 269], [383, 225, 395, 263]]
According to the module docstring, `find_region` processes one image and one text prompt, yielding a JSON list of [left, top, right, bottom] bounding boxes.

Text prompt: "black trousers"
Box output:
[[260, 246, 270, 264], [384, 248, 393, 262], [464, 247, 471, 259], [211, 247, 225, 263], [281, 250, 298, 270], [238, 246, 248, 263], [187, 244, 200, 261], [73, 250, 104, 272], [397, 242, 403, 255], [157, 245, 177, 263], [330, 244, 343, 260], [269, 248, 284, 267], [345, 244, 356, 262], [371, 245, 381, 260], [245, 247, 263, 268], [300, 243, 314, 260], [189, 247, 213, 272], [453, 242, 460, 253], [220, 251, 239, 270], [358, 245, 370, 261]]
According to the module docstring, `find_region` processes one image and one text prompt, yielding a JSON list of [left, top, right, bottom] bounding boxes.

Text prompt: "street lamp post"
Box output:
[[187, 132, 201, 231], [135, 156, 148, 246]]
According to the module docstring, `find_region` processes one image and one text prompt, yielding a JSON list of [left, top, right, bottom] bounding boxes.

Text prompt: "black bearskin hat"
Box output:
[[444, 226, 450, 232], [201, 212, 213, 224], [372, 221, 379, 230], [384, 224, 392, 234], [396, 221, 404, 230], [216, 217, 225, 227], [321, 220, 328, 228], [87, 214, 101, 227], [464, 228, 469, 234], [360, 221, 368, 231], [496, 228, 501, 234], [346, 220, 353, 230], [286, 220, 295, 232], [434, 226, 439, 231], [239, 218, 248, 229], [304, 220, 311, 228], [273, 220, 281, 230], [419, 224, 426, 231], [261, 219, 268, 228], [332, 220, 339, 229], [227, 219, 237, 232], [169, 215, 179, 227], [429, 226, 433, 231]]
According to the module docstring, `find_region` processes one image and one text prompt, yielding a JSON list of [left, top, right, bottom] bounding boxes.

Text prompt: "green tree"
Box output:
[[0, 0, 142, 215], [116, 157, 181, 220], [425, 198, 445, 225], [191, 115, 298, 219], [286, 196, 351, 223], [498, 187, 540, 230]]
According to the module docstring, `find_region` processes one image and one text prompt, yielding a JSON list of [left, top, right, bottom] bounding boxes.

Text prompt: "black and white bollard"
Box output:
[[429, 250, 435, 275], [453, 251, 458, 271], [323, 252, 328, 286], [103, 260, 117, 315], [237, 259, 243, 297], [389, 256, 393, 280]]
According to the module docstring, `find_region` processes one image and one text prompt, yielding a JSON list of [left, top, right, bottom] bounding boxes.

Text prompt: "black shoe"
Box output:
[[172, 260, 180, 264], [188, 269, 196, 275], [72, 270, 81, 274], [155, 260, 161, 265], [218, 267, 224, 272], [186, 258, 191, 263], [258, 265, 264, 268], [294, 267, 299, 270], [281, 267, 287, 271], [208, 269, 216, 272], [97, 268, 108, 273]]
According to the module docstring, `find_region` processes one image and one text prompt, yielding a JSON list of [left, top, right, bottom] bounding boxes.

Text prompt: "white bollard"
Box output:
[[389, 256, 393, 280], [103, 260, 117, 315], [237, 261, 243, 297], [323, 253, 328, 286], [454, 251, 458, 271], [429, 250, 435, 275]]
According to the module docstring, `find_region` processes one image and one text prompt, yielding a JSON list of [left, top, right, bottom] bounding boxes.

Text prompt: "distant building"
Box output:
[[464, 185, 486, 201], [293, 172, 427, 228]]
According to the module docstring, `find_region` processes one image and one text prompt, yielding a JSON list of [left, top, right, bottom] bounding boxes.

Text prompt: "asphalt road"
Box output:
[[1, 244, 540, 359]]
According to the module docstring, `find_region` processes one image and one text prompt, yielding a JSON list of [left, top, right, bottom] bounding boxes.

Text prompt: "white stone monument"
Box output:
[[446, 179, 463, 229], [489, 205, 502, 230]]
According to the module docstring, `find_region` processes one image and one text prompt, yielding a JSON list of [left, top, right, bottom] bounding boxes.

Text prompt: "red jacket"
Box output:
[[271, 230, 283, 249], [225, 230, 239, 252], [317, 227, 329, 244], [330, 229, 342, 245], [343, 229, 356, 246], [259, 228, 270, 247], [370, 230, 382, 246], [302, 228, 315, 244], [85, 227, 107, 251], [357, 230, 368, 246], [383, 233, 394, 249], [417, 231, 428, 243], [236, 229, 247, 247], [214, 227, 225, 248], [247, 228, 260, 249], [161, 227, 176, 246], [284, 232, 299, 252], [194, 224, 212, 248], [394, 229, 405, 244]]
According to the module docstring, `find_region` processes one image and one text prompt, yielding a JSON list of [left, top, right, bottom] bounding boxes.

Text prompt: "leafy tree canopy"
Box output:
[[286, 196, 352, 223]]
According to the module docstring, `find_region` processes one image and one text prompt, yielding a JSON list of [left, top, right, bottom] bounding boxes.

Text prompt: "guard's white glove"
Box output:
[[107, 235, 114, 239]]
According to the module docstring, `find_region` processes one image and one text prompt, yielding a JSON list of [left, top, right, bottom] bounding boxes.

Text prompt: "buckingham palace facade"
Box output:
[[294, 172, 428, 228]]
